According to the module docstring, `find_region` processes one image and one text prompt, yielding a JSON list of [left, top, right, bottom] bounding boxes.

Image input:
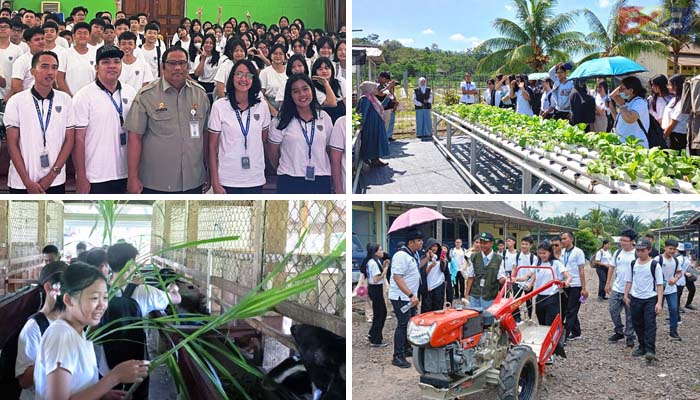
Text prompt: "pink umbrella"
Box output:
[[388, 207, 448, 234]]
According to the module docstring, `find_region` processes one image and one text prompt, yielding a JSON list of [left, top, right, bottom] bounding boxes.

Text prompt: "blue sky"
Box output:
[[353, 0, 662, 52], [505, 201, 700, 222]]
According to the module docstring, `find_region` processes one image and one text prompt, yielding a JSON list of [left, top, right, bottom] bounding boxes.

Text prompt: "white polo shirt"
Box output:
[[4, 88, 74, 189], [208, 98, 271, 188], [534, 260, 567, 296], [11, 51, 35, 90], [367, 258, 383, 285], [315, 76, 346, 106], [627, 258, 663, 299], [460, 81, 476, 103], [0, 42, 23, 98], [64, 47, 97, 95], [120, 57, 154, 89], [214, 57, 233, 89], [595, 249, 612, 267], [268, 111, 333, 178], [45, 45, 68, 74], [561, 246, 586, 287], [389, 248, 421, 301], [140, 45, 161, 78], [656, 254, 680, 295], [193, 54, 221, 83], [328, 115, 346, 189], [514, 252, 539, 284], [259, 65, 287, 100], [612, 248, 636, 294], [73, 80, 136, 183], [677, 254, 689, 286], [15, 315, 57, 400]]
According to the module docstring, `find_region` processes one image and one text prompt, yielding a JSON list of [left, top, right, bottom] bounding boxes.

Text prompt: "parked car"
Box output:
[[352, 234, 364, 284]]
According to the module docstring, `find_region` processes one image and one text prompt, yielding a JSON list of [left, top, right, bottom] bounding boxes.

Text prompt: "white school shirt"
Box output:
[[64, 47, 97, 95], [268, 111, 333, 178], [140, 45, 161, 78], [460, 81, 476, 103], [426, 255, 446, 290], [614, 97, 649, 148], [389, 249, 420, 301], [15, 315, 56, 400], [315, 77, 347, 106], [534, 260, 567, 296], [514, 252, 539, 284], [0, 43, 23, 98], [328, 115, 346, 190], [612, 249, 636, 294], [649, 95, 670, 123], [595, 249, 612, 267], [208, 98, 271, 188], [500, 249, 519, 275], [214, 58, 234, 89], [484, 88, 501, 107], [627, 258, 663, 300], [3, 88, 74, 189], [661, 98, 689, 135], [656, 254, 680, 295], [193, 54, 221, 83], [56, 36, 69, 49], [259, 65, 287, 100], [73, 80, 136, 183], [677, 254, 689, 286], [18, 41, 29, 54], [45, 45, 68, 74], [120, 57, 155, 89], [11, 51, 34, 90], [516, 90, 534, 116], [34, 319, 99, 400], [367, 258, 383, 285], [561, 246, 586, 287]]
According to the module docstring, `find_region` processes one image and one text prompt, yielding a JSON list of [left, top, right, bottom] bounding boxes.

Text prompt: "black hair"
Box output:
[[360, 243, 381, 278], [188, 32, 204, 63], [537, 241, 555, 263], [42, 21, 58, 31], [644, 233, 654, 239], [22, 26, 42, 42], [107, 242, 138, 272], [114, 18, 129, 29], [144, 22, 159, 33], [561, 231, 575, 240], [301, 30, 316, 58], [619, 229, 637, 241], [291, 37, 306, 54], [0, 8, 10, 16], [72, 21, 91, 34], [89, 17, 105, 28], [136, 12, 147, 19], [620, 76, 646, 99], [294, 18, 305, 31], [601, 239, 610, 247], [497, 239, 505, 245], [286, 54, 309, 77], [317, 36, 334, 55], [40, 261, 68, 286], [279, 16, 289, 26], [104, 23, 114, 31], [22, 9, 36, 17], [76, 242, 88, 251], [487, 79, 495, 85], [202, 33, 220, 66], [669, 74, 686, 106], [521, 236, 534, 244], [649, 75, 669, 114], [334, 40, 345, 63], [161, 46, 188, 64], [42, 244, 59, 255], [118, 30, 137, 43], [59, 31, 72, 39], [237, 21, 249, 35], [596, 79, 608, 94], [223, 38, 246, 61], [226, 59, 262, 110], [70, 6, 88, 17], [85, 248, 108, 268], [129, 15, 139, 23], [311, 57, 342, 98], [277, 74, 320, 130], [53, 262, 107, 313]]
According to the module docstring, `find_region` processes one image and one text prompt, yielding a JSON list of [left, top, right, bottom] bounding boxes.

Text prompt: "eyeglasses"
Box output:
[[164, 60, 188, 67], [0, 25, 10, 30], [234, 71, 254, 79], [552, 244, 560, 247]]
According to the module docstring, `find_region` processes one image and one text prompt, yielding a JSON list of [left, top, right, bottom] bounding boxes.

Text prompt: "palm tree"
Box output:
[[577, 0, 667, 63], [580, 207, 607, 237], [476, 0, 592, 73], [648, 0, 700, 74], [605, 207, 626, 234], [621, 214, 646, 233], [523, 205, 541, 220]]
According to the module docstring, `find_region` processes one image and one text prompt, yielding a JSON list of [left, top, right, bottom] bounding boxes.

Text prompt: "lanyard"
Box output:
[[32, 96, 53, 148], [103, 89, 124, 125], [563, 248, 572, 267], [297, 118, 315, 160], [234, 107, 251, 150]]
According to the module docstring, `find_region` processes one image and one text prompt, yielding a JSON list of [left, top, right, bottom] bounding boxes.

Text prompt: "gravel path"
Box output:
[[352, 270, 700, 400]]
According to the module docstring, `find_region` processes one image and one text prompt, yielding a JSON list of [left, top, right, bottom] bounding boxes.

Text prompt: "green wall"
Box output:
[[11, 1, 326, 30]]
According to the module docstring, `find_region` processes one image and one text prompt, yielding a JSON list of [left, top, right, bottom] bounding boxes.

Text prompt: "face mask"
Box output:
[[620, 92, 629, 100], [194, 42, 202, 49]]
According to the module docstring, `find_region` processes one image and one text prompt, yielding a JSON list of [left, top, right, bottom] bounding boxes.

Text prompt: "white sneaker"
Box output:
[[546, 356, 554, 365]]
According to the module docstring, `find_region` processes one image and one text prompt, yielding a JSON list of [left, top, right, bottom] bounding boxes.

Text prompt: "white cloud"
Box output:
[[397, 38, 414, 45], [449, 33, 484, 47], [505, 4, 514, 11], [422, 28, 434, 35], [599, 0, 611, 7]]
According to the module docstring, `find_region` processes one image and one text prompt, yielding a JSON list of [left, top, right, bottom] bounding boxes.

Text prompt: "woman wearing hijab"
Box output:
[[358, 81, 390, 168], [413, 77, 433, 139]]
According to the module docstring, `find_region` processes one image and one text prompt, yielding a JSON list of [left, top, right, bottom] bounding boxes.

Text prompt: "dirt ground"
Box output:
[[351, 270, 700, 400]]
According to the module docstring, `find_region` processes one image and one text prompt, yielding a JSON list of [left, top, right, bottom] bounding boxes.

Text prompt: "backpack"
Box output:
[[635, 109, 668, 149], [0, 312, 50, 399], [100, 283, 146, 369], [530, 86, 542, 116], [631, 259, 664, 291]]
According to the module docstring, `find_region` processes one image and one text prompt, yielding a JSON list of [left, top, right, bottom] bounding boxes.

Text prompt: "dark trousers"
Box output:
[[90, 179, 127, 194], [142, 185, 203, 194], [454, 271, 465, 299], [277, 174, 331, 194], [596, 266, 608, 299], [444, 275, 454, 304], [564, 286, 582, 338], [421, 282, 445, 313], [368, 284, 387, 345], [677, 285, 685, 321], [686, 279, 696, 306], [513, 285, 532, 322], [535, 294, 560, 326], [630, 296, 658, 354], [391, 299, 416, 359], [553, 110, 571, 120], [670, 132, 688, 152], [9, 184, 65, 194], [224, 185, 264, 194]]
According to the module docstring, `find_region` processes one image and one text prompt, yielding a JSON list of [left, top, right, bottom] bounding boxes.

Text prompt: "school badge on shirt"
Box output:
[[123, 98, 128, 104], [135, 70, 139, 75], [317, 124, 323, 131], [254, 113, 260, 121], [55, 105, 62, 113]]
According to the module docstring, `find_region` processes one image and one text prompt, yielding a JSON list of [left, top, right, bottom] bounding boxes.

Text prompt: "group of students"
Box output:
[[0, 6, 347, 194], [12, 242, 180, 399]]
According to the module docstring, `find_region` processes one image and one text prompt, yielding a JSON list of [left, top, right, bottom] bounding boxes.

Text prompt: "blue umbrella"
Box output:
[[567, 56, 648, 80]]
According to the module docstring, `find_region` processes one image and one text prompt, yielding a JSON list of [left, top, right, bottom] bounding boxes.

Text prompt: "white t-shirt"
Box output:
[[661, 98, 688, 135], [11, 52, 35, 90], [514, 252, 539, 284], [516, 89, 533, 116], [612, 249, 636, 294], [0, 43, 23, 98], [367, 258, 383, 285], [55, 36, 69, 49], [73, 81, 136, 183], [64, 47, 97, 95], [45, 45, 68, 74], [500, 249, 519, 275], [677, 254, 690, 287], [34, 319, 99, 400], [615, 96, 650, 148], [268, 111, 333, 178], [140, 45, 161, 78], [656, 254, 680, 295], [208, 98, 271, 188], [259, 65, 287, 101], [426, 255, 445, 291], [389, 248, 420, 301], [484, 88, 501, 107], [534, 260, 567, 296], [120, 57, 154, 89], [214, 58, 234, 92], [3, 88, 74, 189], [460, 81, 476, 104], [627, 258, 663, 299], [450, 248, 466, 272], [315, 76, 346, 106], [595, 249, 612, 267], [193, 54, 221, 83], [18, 41, 29, 54], [561, 247, 586, 287], [15, 315, 56, 400], [649, 95, 670, 123], [328, 115, 346, 190]]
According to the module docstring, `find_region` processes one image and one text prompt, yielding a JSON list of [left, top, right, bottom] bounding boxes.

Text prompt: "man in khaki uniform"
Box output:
[[124, 46, 210, 194]]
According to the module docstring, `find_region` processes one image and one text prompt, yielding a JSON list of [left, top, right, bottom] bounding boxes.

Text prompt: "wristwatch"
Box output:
[[408, 293, 414, 299], [51, 166, 61, 174]]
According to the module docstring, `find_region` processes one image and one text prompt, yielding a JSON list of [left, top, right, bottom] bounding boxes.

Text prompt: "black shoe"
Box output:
[[608, 333, 624, 342], [644, 351, 656, 361], [632, 348, 645, 357], [392, 357, 411, 368], [626, 338, 635, 348], [404, 350, 413, 358], [670, 333, 682, 341], [370, 342, 390, 348], [679, 308, 685, 314], [685, 304, 697, 310]]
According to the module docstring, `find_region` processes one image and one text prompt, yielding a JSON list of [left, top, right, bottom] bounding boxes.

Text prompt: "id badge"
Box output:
[[40, 151, 50, 169], [241, 156, 250, 170], [479, 279, 485, 288], [120, 131, 127, 146], [305, 165, 315, 181], [189, 120, 200, 138]]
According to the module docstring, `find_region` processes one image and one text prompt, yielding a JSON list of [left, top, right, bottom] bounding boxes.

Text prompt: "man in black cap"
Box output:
[[72, 44, 136, 194], [624, 239, 663, 361], [465, 232, 506, 309], [388, 228, 424, 368]]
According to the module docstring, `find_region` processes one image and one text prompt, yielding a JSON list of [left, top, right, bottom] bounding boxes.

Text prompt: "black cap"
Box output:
[[664, 239, 679, 248], [405, 228, 423, 241], [635, 239, 652, 250], [96, 44, 124, 63], [479, 232, 495, 242]]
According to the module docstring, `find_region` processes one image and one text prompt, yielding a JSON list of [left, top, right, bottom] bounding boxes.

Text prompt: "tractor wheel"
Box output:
[[412, 347, 426, 375], [497, 345, 539, 400]]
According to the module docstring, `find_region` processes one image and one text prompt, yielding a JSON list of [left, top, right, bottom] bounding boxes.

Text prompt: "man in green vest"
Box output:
[[465, 232, 506, 309]]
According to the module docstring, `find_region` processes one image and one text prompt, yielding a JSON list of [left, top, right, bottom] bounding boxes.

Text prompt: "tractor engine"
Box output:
[[418, 342, 476, 376]]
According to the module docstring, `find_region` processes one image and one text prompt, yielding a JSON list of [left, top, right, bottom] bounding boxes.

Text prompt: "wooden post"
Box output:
[[185, 201, 200, 281], [37, 201, 47, 247], [263, 201, 289, 289]]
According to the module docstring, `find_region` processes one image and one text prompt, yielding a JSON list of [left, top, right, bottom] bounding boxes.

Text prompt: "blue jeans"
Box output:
[[663, 292, 679, 335], [469, 295, 494, 309]]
